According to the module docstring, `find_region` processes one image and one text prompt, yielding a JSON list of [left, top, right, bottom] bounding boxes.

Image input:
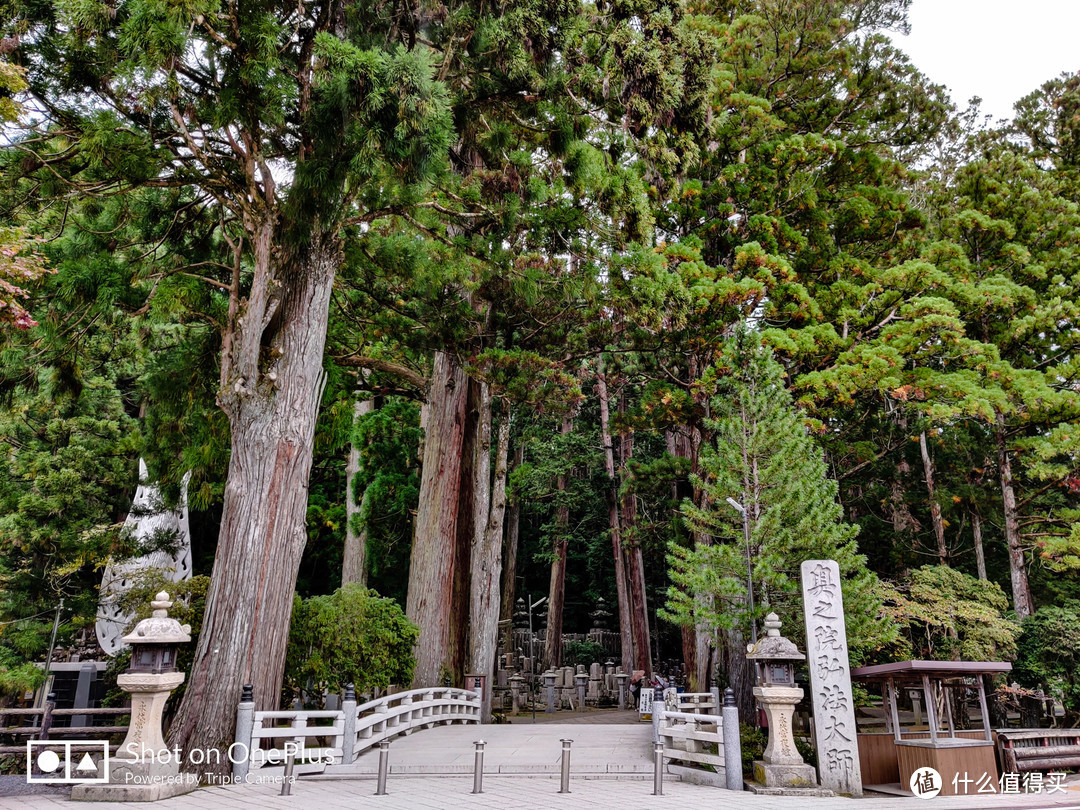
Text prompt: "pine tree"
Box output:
[[663, 329, 890, 715]]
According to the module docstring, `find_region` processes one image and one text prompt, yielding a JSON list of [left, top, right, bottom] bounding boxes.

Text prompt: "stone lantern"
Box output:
[[72, 591, 198, 802], [746, 613, 819, 792]]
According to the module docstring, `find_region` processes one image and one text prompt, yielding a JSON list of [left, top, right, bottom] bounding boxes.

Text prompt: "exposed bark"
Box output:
[[996, 410, 1033, 619], [449, 378, 481, 684], [469, 398, 511, 721], [972, 506, 987, 581], [406, 352, 469, 686], [172, 232, 338, 774], [342, 398, 374, 586], [680, 626, 697, 690], [499, 443, 524, 658], [597, 362, 634, 674], [543, 417, 573, 670], [619, 406, 652, 678], [919, 431, 948, 565], [668, 414, 713, 691], [722, 625, 754, 720]]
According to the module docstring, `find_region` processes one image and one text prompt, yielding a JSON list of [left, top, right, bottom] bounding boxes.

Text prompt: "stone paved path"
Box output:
[[6, 717, 1080, 809], [327, 721, 654, 776], [6, 774, 1080, 810]]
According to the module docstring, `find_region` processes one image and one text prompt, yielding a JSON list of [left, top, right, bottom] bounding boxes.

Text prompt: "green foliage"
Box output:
[[0, 344, 142, 676], [1013, 601, 1080, 722], [350, 399, 421, 602], [881, 566, 1021, 662], [285, 585, 418, 706], [663, 329, 892, 661], [740, 723, 766, 776], [0, 650, 45, 699], [562, 640, 605, 668]]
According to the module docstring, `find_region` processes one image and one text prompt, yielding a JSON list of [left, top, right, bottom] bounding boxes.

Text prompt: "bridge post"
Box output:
[[233, 684, 254, 780], [651, 699, 665, 744], [722, 687, 743, 791], [340, 684, 357, 765]]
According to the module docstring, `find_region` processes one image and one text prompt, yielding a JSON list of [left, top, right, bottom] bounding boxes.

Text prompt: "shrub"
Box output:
[[562, 640, 606, 668], [1014, 601, 1080, 724], [285, 585, 418, 706]]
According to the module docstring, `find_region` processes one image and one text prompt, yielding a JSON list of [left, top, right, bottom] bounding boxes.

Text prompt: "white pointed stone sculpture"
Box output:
[[96, 461, 192, 656]]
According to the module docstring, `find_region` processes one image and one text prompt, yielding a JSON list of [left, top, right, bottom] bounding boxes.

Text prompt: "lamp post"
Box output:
[[528, 595, 547, 673], [725, 497, 757, 645]]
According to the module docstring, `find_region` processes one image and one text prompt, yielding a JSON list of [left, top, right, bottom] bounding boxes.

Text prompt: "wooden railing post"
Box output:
[[40, 694, 56, 740]]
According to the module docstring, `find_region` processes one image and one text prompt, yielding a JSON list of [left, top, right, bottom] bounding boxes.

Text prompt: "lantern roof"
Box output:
[[122, 592, 192, 646], [746, 613, 805, 661]]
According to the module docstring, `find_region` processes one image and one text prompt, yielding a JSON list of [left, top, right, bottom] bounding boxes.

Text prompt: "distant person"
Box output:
[[630, 669, 646, 708]]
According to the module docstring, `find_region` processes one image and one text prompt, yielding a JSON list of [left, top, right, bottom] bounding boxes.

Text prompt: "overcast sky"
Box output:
[[890, 0, 1080, 123]]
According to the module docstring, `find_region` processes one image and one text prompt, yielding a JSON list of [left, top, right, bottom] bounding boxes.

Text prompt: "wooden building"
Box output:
[[850, 660, 1011, 797]]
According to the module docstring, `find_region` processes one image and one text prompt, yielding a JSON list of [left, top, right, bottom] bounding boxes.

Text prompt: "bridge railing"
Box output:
[[234, 686, 480, 779]]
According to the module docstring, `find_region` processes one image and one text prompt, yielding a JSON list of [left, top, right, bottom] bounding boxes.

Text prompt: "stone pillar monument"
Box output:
[[801, 559, 863, 796], [746, 613, 829, 796], [73, 592, 198, 801]]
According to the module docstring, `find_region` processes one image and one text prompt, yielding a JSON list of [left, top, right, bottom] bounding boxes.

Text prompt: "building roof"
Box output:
[[850, 660, 1012, 681]]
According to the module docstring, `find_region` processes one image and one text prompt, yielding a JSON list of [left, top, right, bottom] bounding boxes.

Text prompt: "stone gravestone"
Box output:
[[800, 559, 863, 796]]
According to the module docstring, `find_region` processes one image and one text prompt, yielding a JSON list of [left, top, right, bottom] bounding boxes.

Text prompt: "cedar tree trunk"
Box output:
[[597, 363, 635, 674], [469, 398, 511, 720], [543, 417, 573, 669], [618, 412, 652, 677], [171, 229, 338, 774], [919, 431, 948, 565], [499, 443, 524, 657], [342, 398, 375, 585], [407, 352, 469, 685], [972, 506, 987, 581], [996, 411, 1033, 618]]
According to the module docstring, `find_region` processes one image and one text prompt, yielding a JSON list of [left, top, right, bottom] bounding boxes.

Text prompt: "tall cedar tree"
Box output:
[[663, 330, 890, 715], [4, 0, 455, 768]]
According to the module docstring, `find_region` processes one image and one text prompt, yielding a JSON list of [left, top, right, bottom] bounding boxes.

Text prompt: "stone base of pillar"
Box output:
[[71, 770, 199, 802], [71, 756, 200, 802], [744, 774, 835, 797], [752, 760, 819, 788]]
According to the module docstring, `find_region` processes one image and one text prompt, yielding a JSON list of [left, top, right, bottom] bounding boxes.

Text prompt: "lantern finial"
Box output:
[[763, 612, 782, 637], [151, 592, 172, 617]]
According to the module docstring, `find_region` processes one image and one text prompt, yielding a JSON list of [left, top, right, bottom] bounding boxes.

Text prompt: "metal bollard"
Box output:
[[558, 738, 572, 793], [653, 741, 664, 796], [472, 740, 486, 794], [280, 749, 296, 796], [375, 740, 390, 795]]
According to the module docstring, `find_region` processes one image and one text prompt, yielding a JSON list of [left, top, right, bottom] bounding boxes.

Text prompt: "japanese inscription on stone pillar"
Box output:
[[801, 559, 863, 796]]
